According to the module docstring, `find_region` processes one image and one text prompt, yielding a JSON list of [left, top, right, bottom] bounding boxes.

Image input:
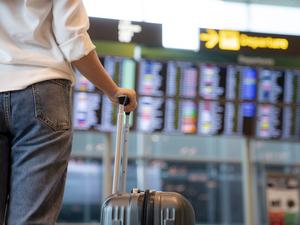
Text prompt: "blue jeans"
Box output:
[[0, 79, 73, 225]]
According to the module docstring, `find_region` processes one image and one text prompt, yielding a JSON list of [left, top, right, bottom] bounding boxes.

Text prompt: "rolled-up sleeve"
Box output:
[[52, 0, 96, 62]]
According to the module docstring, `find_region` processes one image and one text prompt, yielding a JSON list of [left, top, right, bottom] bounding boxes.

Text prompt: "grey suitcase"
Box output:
[[100, 96, 196, 225]]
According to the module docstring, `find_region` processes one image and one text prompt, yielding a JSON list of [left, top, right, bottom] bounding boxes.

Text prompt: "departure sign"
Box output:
[[200, 29, 288, 51]]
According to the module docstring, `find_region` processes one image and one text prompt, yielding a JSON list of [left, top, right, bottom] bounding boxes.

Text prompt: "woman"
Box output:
[[0, 0, 137, 224]]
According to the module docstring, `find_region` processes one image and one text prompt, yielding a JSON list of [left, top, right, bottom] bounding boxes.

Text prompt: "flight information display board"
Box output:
[[73, 56, 300, 141]]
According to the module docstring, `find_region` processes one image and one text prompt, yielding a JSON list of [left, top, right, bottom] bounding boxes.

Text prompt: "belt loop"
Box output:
[[3, 92, 11, 129]]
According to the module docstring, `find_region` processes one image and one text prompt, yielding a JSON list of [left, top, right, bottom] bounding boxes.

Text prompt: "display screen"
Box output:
[[164, 98, 180, 133], [136, 96, 165, 132], [198, 100, 224, 135], [224, 102, 243, 135], [180, 100, 198, 133], [282, 105, 300, 140], [241, 67, 257, 101], [164, 99, 198, 134], [74, 69, 96, 92], [283, 70, 300, 104], [257, 69, 284, 104], [166, 61, 198, 98], [224, 66, 257, 101], [138, 60, 166, 96], [255, 103, 300, 140], [103, 56, 136, 89], [256, 104, 283, 139], [199, 64, 226, 100], [98, 96, 117, 132], [73, 92, 101, 130]]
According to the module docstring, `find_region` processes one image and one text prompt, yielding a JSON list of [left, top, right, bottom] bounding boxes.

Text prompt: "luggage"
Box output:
[[100, 96, 196, 225]]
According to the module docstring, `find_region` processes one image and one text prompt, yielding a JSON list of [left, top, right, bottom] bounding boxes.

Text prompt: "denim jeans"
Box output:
[[0, 79, 73, 225]]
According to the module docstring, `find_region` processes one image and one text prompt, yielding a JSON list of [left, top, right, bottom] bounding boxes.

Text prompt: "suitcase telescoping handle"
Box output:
[[112, 96, 130, 195]]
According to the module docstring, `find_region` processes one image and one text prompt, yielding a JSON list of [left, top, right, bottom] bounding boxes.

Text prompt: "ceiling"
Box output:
[[223, 0, 300, 7]]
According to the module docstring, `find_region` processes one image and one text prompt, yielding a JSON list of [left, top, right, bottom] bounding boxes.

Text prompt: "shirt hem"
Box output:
[[0, 70, 75, 93]]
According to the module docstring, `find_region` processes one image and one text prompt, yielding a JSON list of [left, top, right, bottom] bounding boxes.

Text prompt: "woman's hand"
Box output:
[[109, 87, 137, 112]]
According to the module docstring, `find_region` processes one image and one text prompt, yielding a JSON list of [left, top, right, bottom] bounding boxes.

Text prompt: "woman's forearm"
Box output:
[[71, 50, 119, 98]]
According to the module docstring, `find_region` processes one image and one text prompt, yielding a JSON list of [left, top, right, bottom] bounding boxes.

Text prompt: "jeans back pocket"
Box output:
[[32, 79, 72, 131]]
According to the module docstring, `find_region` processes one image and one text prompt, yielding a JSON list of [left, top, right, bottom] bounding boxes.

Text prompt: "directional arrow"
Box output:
[[200, 29, 219, 49]]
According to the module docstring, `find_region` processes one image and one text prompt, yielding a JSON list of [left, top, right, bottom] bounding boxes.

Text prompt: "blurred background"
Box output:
[[58, 0, 300, 225]]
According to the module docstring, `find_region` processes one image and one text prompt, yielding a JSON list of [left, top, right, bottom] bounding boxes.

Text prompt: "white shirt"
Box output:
[[0, 0, 96, 92]]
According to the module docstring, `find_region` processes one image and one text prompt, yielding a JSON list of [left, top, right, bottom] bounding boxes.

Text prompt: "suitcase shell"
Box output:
[[101, 190, 196, 225]]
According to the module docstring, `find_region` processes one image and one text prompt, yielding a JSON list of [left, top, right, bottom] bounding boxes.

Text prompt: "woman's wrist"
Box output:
[[104, 86, 119, 101]]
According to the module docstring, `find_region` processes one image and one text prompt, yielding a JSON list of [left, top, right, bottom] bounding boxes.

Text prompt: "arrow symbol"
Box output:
[[200, 29, 219, 49]]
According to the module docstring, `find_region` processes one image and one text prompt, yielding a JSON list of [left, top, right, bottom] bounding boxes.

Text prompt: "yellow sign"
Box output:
[[200, 29, 289, 51]]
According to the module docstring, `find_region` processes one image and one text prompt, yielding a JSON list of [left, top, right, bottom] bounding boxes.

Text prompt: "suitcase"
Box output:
[[100, 96, 196, 225]]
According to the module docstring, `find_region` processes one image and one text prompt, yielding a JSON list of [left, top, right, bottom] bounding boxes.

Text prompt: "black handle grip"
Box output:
[[118, 96, 131, 115], [118, 96, 130, 106]]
